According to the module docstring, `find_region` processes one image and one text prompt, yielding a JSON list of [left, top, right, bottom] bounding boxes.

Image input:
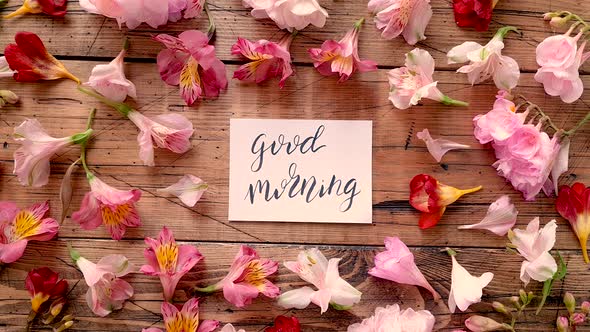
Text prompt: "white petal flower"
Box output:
[[416, 128, 470, 162], [448, 253, 494, 313], [458, 195, 518, 236], [157, 174, 208, 207]]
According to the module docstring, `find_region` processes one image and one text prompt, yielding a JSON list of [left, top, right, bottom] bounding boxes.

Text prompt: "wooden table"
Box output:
[[1, 0, 589, 331]]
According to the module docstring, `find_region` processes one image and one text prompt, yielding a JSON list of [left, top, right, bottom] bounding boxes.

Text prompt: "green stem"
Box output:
[[445, 247, 457, 256], [79, 109, 96, 179], [440, 95, 469, 107], [67, 243, 80, 263], [192, 284, 218, 293], [517, 95, 560, 133], [494, 26, 519, 40], [122, 37, 130, 51], [354, 17, 364, 29], [564, 111, 590, 137], [204, 1, 215, 41], [77, 86, 133, 117]]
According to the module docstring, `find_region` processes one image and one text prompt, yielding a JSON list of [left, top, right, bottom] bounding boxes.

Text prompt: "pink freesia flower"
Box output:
[[473, 92, 527, 144], [464, 315, 506, 332], [141, 298, 219, 332], [458, 195, 518, 236], [448, 251, 493, 313], [127, 110, 194, 166], [308, 19, 377, 82], [154, 30, 227, 106], [347, 304, 435, 332], [369, 237, 440, 299], [84, 44, 136, 102], [196, 245, 279, 308], [72, 175, 142, 240], [388, 48, 468, 109], [231, 32, 295, 88], [13, 118, 92, 187], [140, 227, 203, 302], [71, 251, 135, 317], [416, 128, 470, 163], [278, 248, 362, 313], [508, 217, 557, 285], [243, 0, 328, 31], [157, 175, 208, 207], [368, 0, 433, 45], [447, 26, 520, 90], [0, 201, 59, 263]]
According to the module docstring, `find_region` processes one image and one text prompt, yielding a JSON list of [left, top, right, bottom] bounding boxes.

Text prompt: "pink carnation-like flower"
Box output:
[[243, 0, 328, 31], [368, 0, 432, 45], [347, 304, 435, 332], [154, 30, 227, 106], [309, 19, 377, 82]]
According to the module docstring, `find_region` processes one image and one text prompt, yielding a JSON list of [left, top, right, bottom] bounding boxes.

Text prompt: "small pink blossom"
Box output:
[[157, 175, 208, 207], [72, 175, 142, 240], [347, 304, 435, 332], [458, 195, 518, 236], [416, 128, 470, 163], [155, 30, 227, 106], [448, 251, 493, 313], [196, 245, 279, 308], [0, 201, 59, 263], [368, 0, 432, 45], [308, 19, 377, 82], [84, 45, 136, 102], [141, 298, 219, 332], [369, 237, 440, 299], [278, 248, 362, 313], [231, 33, 295, 88], [473, 92, 527, 144], [72, 251, 135, 317], [140, 227, 203, 302], [243, 0, 328, 31], [464, 315, 506, 332]]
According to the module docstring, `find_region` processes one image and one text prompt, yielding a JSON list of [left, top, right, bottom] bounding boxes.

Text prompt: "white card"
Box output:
[[228, 119, 372, 223]]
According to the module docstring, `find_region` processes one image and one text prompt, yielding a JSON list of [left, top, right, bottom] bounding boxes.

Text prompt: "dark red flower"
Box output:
[[556, 182, 590, 263], [4, 0, 67, 18], [265, 315, 300, 332], [4, 31, 79, 83], [452, 0, 495, 31], [25, 267, 68, 312]]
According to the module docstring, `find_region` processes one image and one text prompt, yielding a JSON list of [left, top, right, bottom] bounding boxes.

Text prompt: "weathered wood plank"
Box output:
[[0, 240, 586, 331]]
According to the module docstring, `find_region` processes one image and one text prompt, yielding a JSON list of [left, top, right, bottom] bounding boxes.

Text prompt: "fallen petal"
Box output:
[[157, 174, 208, 207], [417, 129, 470, 162], [458, 195, 518, 236]]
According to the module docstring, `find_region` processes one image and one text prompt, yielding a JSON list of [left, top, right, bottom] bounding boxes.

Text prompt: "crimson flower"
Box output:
[[556, 183, 590, 263], [4, 0, 67, 18], [265, 316, 300, 332], [452, 0, 497, 31], [25, 267, 68, 313]]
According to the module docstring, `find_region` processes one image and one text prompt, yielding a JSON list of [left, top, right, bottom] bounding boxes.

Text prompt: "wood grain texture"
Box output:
[[1, 0, 590, 330]]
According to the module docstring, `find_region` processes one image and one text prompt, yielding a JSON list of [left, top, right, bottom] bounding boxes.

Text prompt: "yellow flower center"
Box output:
[[31, 292, 50, 313], [12, 210, 41, 240], [241, 260, 267, 290], [165, 312, 199, 332], [101, 204, 132, 226], [156, 242, 178, 273]]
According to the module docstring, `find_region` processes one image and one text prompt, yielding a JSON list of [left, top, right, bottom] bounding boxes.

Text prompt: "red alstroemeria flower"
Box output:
[[409, 174, 482, 229], [452, 0, 499, 31], [25, 267, 68, 313], [4, 32, 79, 83], [4, 0, 67, 18], [265, 316, 300, 332], [556, 183, 590, 263]]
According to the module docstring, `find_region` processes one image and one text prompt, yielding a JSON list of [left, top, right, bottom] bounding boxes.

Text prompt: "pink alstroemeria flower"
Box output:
[[141, 298, 219, 332], [458, 195, 518, 236], [448, 249, 494, 313], [72, 175, 142, 240], [369, 237, 440, 299], [13, 118, 92, 187], [157, 175, 208, 207], [154, 30, 227, 106], [416, 128, 470, 163], [140, 227, 203, 302], [231, 32, 295, 88], [195, 245, 279, 308], [388, 48, 468, 109], [71, 250, 135, 317], [347, 304, 435, 332], [242, 0, 328, 31], [308, 19, 377, 82], [0, 201, 59, 264], [84, 42, 136, 102], [368, 0, 433, 45], [278, 248, 362, 314]]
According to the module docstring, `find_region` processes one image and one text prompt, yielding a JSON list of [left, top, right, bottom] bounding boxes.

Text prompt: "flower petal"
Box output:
[[458, 195, 518, 236], [416, 128, 470, 163], [277, 286, 316, 309]]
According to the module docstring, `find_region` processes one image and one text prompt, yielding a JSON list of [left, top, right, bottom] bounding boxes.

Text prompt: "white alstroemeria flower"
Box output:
[[458, 195, 518, 236], [508, 217, 557, 285], [447, 26, 520, 90], [448, 250, 494, 313], [84, 45, 136, 102], [278, 248, 362, 314], [157, 174, 208, 207]]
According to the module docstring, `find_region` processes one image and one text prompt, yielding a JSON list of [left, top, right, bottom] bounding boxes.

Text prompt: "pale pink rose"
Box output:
[[368, 0, 432, 45], [536, 28, 582, 68], [231, 33, 295, 88], [154, 30, 227, 106], [196, 245, 279, 308], [84, 47, 136, 102], [157, 175, 208, 207], [347, 304, 435, 332], [473, 92, 527, 144], [278, 248, 362, 313], [416, 128, 470, 163], [72, 175, 142, 240], [458, 195, 518, 236], [309, 19, 377, 82], [127, 110, 194, 166], [447, 26, 520, 90], [388, 48, 467, 109], [508, 217, 557, 285], [73, 253, 135, 317], [142, 298, 218, 332], [13, 119, 91, 187], [448, 252, 493, 313], [243, 0, 328, 31], [140, 227, 203, 301], [369, 237, 440, 299], [0, 201, 59, 263]]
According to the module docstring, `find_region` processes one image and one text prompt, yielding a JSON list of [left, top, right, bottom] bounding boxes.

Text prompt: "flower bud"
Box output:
[[519, 289, 527, 304], [50, 298, 66, 317], [550, 16, 568, 28], [557, 316, 569, 332], [543, 12, 557, 20], [0, 89, 18, 105], [510, 296, 521, 309], [572, 312, 586, 325], [465, 315, 506, 332], [492, 301, 509, 315], [564, 292, 576, 314], [581, 301, 590, 314]]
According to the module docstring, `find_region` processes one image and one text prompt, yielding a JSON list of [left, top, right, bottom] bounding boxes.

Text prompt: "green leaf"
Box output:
[[536, 251, 567, 314]]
